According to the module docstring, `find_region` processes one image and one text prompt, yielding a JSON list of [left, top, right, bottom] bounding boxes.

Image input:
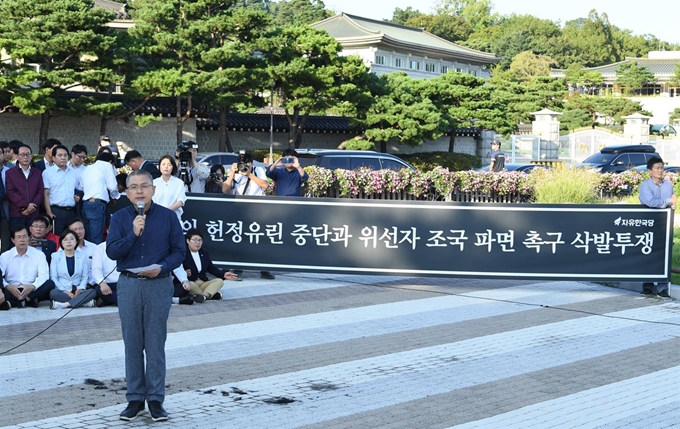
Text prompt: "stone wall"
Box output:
[[0, 113, 491, 162], [0, 113, 196, 160]]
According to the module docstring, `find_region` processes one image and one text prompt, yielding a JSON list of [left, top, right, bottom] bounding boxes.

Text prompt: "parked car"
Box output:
[[477, 163, 551, 173], [576, 144, 659, 173], [633, 164, 680, 174], [650, 124, 677, 137], [295, 149, 416, 171], [196, 152, 268, 171]]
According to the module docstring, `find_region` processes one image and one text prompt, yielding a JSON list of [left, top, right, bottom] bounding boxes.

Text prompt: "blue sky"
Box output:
[[324, 0, 680, 46]]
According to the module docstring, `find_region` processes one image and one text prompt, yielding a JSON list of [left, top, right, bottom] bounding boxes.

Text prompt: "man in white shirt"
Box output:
[[0, 225, 55, 308], [222, 151, 275, 280], [43, 144, 78, 235], [68, 144, 88, 220], [79, 151, 120, 244], [175, 144, 209, 193], [92, 241, 119, 307]]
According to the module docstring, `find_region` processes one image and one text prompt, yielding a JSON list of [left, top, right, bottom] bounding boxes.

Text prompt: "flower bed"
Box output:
[[299, 166, 679, 203]]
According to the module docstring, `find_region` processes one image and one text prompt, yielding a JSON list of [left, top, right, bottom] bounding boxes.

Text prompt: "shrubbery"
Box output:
[[300, 165, 677, 203]]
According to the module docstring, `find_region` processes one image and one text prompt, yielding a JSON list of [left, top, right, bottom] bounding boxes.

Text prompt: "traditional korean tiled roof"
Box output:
[[552, 56, 680, 79], [197, 113, 481, 137], [94, 0, 130, 20], [312, 13, 500, 65]]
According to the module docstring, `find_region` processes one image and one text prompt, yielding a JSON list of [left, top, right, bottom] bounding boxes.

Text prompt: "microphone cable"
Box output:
[[0, 262, 121, 356]]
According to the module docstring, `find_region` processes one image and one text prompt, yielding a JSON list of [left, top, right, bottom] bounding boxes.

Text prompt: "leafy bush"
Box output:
[[344, 139, 376, 151], [529, 168, 600, 204], [400, 151, 481, 171]]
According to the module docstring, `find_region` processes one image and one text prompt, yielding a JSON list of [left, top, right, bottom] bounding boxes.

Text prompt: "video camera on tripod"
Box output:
[[177, 140, 199, 189]]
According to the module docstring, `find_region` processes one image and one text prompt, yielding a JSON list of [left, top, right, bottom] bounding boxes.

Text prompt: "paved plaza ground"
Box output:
[[2, 273, 680, 428]]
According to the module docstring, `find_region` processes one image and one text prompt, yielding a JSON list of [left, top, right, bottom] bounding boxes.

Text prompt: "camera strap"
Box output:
[[241, 178, 251, 195]]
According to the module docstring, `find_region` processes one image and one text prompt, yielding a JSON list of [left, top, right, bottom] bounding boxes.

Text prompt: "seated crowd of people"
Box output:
[[0, 138, 245, 311]]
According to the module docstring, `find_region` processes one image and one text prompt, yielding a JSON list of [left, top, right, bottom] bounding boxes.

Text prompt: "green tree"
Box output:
[[669, 108, 680, 124], [361, 73, 443, 152], [0, 0, 120, 145], [668, 64, 680, 89], [463, 14, 561, 69], [508, 51, 555, 79], [195, 7, 272, 152], [614, 61, 655, 95], [391, 7, 425, 25], [557, 10, 621, 67], [422, 71, 507, 152], [402, 13, 472, 42], [563, 64, 604, 95], [559, 108, 593, 132], [271, 0, 331, 26], [596, 97, 645, 126], [434, 0, 498, 32], [487, 73, 567, 129], [128, 0, 214, 144], [264, 25, 373, 148]]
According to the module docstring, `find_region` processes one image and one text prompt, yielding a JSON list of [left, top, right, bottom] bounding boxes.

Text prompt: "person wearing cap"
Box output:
[[489, 140, 506, 172], [266, 148, 309, 197], [79, 151, 120, 244], [97, 135, 121, 167]]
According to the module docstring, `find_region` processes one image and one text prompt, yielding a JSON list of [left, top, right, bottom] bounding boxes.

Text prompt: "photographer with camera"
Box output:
[[205, 165, 225, 194], [266, 148, 308, 197], [222, 151, 269, 196], [222, 151, 275, 280], [175, 141, 209, 193]]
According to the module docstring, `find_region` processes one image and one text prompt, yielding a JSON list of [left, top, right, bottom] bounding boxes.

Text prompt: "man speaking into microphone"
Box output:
[[106, 169, 185, 422]]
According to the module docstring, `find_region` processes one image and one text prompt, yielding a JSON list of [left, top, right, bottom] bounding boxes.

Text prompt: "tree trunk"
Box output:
[[38, 112, 51, 150], [448, 132, 456, 153], [99, 117, 108, 137], [379, 141, 387, 153], [176, 96, 183, 145], [286, 108, 299, 149], [219, 105, 232, 152]]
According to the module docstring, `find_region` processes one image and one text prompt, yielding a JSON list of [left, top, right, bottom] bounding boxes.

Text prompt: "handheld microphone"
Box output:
[[137, 200, 145, 217]]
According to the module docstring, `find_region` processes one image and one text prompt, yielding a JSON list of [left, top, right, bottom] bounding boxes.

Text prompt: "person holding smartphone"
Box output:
[[265, 148, 308, 197]]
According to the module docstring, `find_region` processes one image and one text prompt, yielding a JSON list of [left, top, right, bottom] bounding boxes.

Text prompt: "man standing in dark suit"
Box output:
[[5, 143, 44, 230], [124, 150, 160, 180], [34, 138, 60, 172]]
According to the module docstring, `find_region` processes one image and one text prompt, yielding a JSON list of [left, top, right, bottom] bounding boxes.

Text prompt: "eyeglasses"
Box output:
[[17, 153, 31, 157], [189, 238, 203, 243], [62, 236, 77, 242], [30, 224, 46, 229], [75, 153, 86, 159], [127, 184, 153, 191]]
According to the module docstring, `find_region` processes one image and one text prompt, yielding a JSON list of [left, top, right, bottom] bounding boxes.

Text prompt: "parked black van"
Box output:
[[577, 144, 659, 173], [296, 149, 416, 171]]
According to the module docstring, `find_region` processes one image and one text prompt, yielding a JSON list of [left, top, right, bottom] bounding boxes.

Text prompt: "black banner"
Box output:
[[182, 194, 673, 282]]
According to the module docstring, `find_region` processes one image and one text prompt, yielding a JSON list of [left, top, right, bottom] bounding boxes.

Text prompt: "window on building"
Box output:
[[470, 70, 477, 76], [394, 58, 404, 68], [425, 63, 435, 73], [441, 65, 449, 74], [456, 68, 463, 73], [375, 55, 386, 65], [409, 60, 420, 70]]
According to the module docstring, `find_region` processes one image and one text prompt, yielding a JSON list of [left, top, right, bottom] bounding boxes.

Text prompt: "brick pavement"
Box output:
[[1, 273, 679, 428]]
